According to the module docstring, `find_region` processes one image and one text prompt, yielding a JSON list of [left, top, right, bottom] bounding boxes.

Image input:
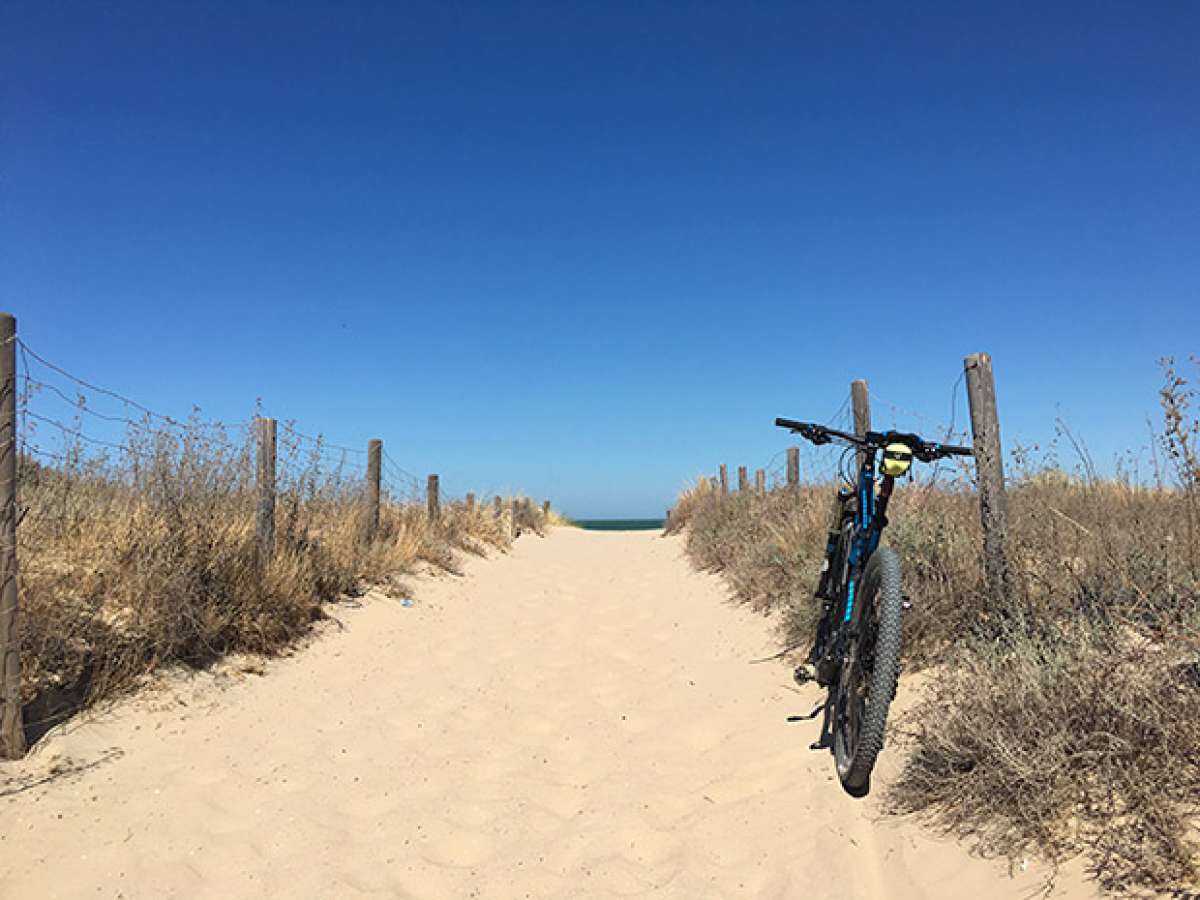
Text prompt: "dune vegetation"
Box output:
[[665, 360, 1200, 894], [17, 423, 550, 739], [543, 507, 578, 528]]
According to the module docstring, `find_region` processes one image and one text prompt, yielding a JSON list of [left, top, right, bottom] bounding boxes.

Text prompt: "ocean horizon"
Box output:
[[574, 519, 665, 532]]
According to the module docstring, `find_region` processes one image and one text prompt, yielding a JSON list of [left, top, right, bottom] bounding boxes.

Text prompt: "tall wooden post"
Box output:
[[510, 498, 519, 538], [493, 495, 502, 521], [0, 313, 25, 758], [851, 379, 871, 471], [365, 439, 382, 541], [787, 447, 800, 488], [466, 492, 476, 514], [255, 417, 277, 562], [964, 353, 1012, 602], [427, 474, 440, 523], [755, 469, 765, 494], [738, 465, 748, 492], [719, 464, 729, 495], [542, 500, 550, 517]]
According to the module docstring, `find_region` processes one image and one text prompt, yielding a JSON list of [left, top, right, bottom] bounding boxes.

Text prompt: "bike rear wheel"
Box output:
[[833, 546, 903, 796]]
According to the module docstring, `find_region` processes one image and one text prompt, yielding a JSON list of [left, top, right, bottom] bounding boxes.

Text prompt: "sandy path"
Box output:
[[2, 530, 1094, 899]]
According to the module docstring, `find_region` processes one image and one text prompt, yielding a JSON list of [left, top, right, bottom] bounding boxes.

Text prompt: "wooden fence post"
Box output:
[[719, 464, 729, 495], [787, 447, 800, 488], [255, 417, 277, 562], [466, 492, 476, 514], [0, 313, 25, 758], [852, 379, 871, 471], [964, 353, 1012, 602], [365, 439, 381, 541], [542, 500, 550, 517], [755, 469, 765, 494], [510, 498, 519, 538], [493, 495, 502, 522], [738, 465, 748, 492], [427, 474, 440, 523]]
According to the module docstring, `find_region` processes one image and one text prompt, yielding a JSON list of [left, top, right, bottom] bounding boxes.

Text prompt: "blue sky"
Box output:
[[4, 2, 1198, 516]]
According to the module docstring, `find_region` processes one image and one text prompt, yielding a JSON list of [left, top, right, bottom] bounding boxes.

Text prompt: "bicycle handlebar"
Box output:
[[774, 418, 973, 463], [774, 418, 860, 447]]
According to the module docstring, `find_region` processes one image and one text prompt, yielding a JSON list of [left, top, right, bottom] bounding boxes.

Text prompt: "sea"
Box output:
[[574, 519, 665, 531]]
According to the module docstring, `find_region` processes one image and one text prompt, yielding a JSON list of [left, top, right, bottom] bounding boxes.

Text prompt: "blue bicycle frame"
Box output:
[[839, 451, 893, 627]]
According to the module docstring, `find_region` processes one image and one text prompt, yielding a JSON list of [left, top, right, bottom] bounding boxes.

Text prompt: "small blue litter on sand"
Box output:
[[401, 598, 414, 608]]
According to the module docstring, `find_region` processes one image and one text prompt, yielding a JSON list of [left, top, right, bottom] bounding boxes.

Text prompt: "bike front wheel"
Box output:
[[833, 547, 904, 796]]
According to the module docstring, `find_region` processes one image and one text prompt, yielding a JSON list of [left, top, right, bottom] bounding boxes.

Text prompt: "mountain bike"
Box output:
[[774, 417, 973, 796]]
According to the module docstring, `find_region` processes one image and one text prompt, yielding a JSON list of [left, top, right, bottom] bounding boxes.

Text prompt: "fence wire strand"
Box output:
[[18, 340, 249, 431], [867, 373, 974, 488], [735, 378, 975, 492], [15, 337, 451, 515]]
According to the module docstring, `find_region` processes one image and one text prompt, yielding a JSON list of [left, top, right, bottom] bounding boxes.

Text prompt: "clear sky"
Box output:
[[4, 2, 1198, 517]]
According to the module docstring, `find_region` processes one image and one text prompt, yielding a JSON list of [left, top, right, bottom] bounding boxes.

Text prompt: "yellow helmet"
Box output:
[[880, 443, 913, 477]]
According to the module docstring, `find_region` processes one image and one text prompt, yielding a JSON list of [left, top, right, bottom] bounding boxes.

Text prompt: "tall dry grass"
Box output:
[[543, 508, 577, 528], [665, 360, 1200, 893], [17, 423, 544, 739]]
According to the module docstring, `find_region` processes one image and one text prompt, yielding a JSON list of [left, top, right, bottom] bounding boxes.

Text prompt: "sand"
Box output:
[[1, 529, 1097, 899]]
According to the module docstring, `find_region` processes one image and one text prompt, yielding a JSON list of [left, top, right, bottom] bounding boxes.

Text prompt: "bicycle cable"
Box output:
[[838, 446, 857, 487]]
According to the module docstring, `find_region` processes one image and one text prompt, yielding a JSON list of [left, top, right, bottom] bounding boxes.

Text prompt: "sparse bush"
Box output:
[[17, 422, 534, 737], [890, 614, 1200, 893], [673, 483, 826, 618]]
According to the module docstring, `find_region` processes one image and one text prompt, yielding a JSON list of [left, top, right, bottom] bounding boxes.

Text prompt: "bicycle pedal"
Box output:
[[792, 665, 817, 686]]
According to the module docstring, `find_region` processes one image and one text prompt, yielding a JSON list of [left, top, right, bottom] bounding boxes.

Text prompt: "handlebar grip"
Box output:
[[775, 417, 806, 430], [937, 444, 974, 456]]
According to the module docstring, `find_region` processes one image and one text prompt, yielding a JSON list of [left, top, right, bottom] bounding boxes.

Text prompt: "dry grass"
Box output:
[[666, 360, 1200, 894], [544, 508, 577, 528], [17, 425, 547, 739], [890, 616, 1200, 893]]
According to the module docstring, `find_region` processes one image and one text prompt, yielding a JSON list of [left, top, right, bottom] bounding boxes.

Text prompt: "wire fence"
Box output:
[[14, 337, 487, 516], [742, 391, 856, 491], [2, 319, 558, 759], [10, 332, 554, 596], [869, 373, 978, 488], [729, 373, 977, 494]]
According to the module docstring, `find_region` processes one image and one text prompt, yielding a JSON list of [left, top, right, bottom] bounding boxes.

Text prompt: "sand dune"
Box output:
[[1, 529, 1095, 899]]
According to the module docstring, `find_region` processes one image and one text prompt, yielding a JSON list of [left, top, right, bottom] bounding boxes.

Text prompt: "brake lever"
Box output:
[[801, 427, 830, 446]]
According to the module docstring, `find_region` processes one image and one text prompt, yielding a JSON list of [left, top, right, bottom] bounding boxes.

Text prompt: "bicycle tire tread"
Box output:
[[840, 547, 903, 793]]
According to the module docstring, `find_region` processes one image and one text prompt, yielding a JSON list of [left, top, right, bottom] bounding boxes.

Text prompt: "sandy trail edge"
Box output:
[[1, 530, 1096, 899]]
